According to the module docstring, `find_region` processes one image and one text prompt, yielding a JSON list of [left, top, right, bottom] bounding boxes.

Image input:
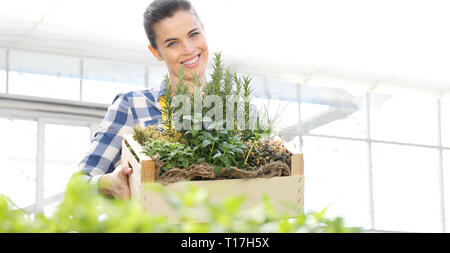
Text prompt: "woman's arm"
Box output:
[[77, 92, 135, 196]]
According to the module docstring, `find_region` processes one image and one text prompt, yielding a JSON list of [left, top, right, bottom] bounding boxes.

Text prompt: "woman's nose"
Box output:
[[182, 41, 195, 55]]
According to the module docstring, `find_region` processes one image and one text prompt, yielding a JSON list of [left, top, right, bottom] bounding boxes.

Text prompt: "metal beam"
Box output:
[[0, 93, 107, 118], [437, 99, 446, 232], [35, 119, 45, 214]]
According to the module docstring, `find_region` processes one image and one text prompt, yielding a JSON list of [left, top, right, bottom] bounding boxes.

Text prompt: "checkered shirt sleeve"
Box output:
[[77, 87, 164, 186], [77, 92, 136, 185]]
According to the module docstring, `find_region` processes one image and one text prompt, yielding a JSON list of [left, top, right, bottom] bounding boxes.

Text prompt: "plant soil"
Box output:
[[156, 160, 291, 185]]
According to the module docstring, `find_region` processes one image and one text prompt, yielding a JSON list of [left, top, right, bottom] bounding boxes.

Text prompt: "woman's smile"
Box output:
[[181, 53, 200, 68]]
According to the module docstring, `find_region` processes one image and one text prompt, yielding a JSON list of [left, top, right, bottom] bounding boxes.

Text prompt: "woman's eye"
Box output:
[[168, 41, 177, 47], [190, 32, 199, 38]]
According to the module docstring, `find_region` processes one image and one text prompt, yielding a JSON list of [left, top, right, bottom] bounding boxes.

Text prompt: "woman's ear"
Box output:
[[148, 45, 163, 61]]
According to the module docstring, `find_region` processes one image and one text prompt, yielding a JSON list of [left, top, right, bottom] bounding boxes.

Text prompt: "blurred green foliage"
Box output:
[[0, 173, 361, 233]]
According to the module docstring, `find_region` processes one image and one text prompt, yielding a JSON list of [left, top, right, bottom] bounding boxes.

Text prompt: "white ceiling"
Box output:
[[1, 0, 450, 95]]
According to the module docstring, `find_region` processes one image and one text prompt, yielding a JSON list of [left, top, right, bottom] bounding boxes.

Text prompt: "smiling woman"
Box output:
[[144, 0, 209, 87], [78, 0, 210, 199]]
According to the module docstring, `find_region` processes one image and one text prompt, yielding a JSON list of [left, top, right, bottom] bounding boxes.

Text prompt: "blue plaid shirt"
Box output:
[[78, 84, 166, 185]]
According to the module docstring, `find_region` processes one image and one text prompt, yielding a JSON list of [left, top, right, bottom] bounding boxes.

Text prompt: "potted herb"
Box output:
[[122, 53, 304, 221]]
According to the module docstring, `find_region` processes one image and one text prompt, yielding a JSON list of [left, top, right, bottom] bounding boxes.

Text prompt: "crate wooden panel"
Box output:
[[122, 134, 304, 223]]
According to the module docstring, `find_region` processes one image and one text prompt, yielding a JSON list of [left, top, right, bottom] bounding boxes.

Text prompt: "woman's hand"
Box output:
[[99, 166, 133, 199]]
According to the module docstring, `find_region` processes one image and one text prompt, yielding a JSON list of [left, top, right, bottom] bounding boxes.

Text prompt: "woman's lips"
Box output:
[[182, 54, 200, 68]]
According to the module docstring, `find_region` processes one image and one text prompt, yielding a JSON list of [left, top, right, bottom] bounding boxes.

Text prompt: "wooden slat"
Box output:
[[122, 140, 142, 199], [123, 134, 152, 162], [140, 159, 155, 183], [298, 176, 304, 212], [122, 136, 155, 188], [282, 139, 304, 176], [122, 140, 141, 173], [291, 153, 304, 176], [141, 175, 304, 223]]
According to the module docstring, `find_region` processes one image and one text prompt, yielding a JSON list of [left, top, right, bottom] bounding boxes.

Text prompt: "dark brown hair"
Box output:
[[143, 0, 200, 49]]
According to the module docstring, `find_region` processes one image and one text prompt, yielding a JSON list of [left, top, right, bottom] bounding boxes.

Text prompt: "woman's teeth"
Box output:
[[183, 55, 199, 65]]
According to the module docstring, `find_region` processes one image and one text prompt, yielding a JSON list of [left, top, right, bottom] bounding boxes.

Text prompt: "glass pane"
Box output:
[[82, 79, 143, 104], [370, 92, 438, 145], [0, 118, 37, 209], [0, 49, 5, 93], [252, 97, 299, 132], [251, 76, 298, 102], [442, 97, 450, 147], [443, 150, 450, 231], [7, 50, 81, 99], [248, 77, 300, 132], [0, 69, 5, 93], [44, 124, 91, 200], [9, 50, 80, 78], [302, 136, 370, 228], [8, 72, 80, 100], [301, 84, 367, 138], [147, 65, 167, 89], [82, 58, 146, 104], [372, 143, 441, 232], [83, 58, 145, 85]]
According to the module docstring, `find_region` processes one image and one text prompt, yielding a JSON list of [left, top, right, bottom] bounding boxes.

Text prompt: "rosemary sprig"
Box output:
[[175, 65, 188, 96], [242, 75, 253, 130], [232, 72, 242, 131], [161, 74, 174, 130], [209, 52, 223, 96]]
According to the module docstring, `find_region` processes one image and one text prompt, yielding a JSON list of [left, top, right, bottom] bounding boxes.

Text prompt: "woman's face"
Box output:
[[150, 10, 209, 82]]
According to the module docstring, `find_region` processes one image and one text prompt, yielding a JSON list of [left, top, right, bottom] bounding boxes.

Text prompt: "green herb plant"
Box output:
[[142, 140, 194, 172], [0, 174, 362, 233], [138, 52, 288, 177]]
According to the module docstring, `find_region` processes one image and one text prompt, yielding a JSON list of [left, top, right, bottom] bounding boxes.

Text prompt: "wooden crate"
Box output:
[[122, 134, 304, 222]]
